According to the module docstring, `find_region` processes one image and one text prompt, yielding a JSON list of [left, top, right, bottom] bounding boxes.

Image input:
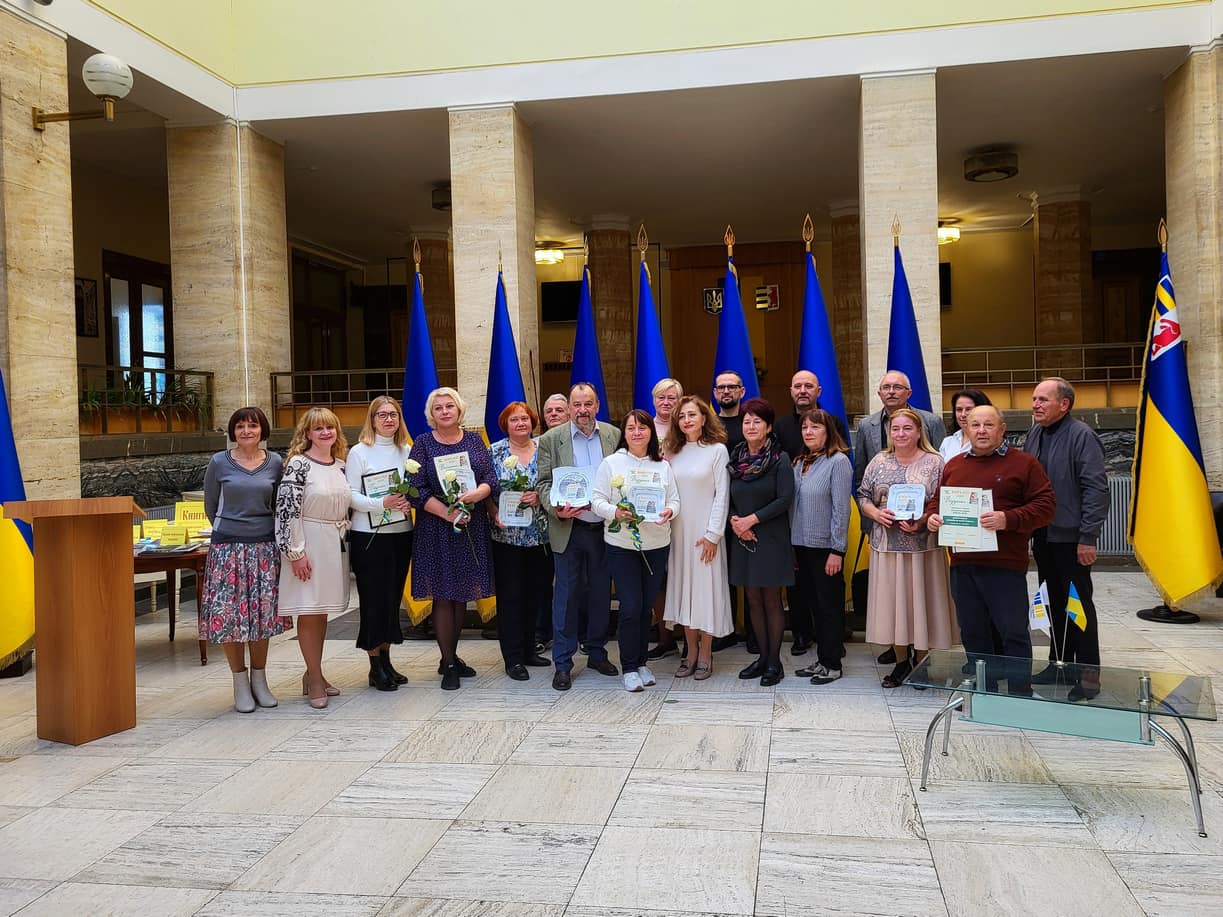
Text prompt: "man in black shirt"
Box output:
[[714, 371, 745, 450]]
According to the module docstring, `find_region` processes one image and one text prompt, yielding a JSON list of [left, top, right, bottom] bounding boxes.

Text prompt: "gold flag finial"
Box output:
[[724, 224, 735, 258], [1157, 218, 1168, 252], [891, 215, 901, 246], [802, 213, 814, 253], [583, 234, 589, 266], [637, 223, 648, 261], [412, 238, 422, 274], [498, 242, 503, 273]]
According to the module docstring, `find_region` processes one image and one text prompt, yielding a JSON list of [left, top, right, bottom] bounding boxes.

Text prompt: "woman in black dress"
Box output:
[[727, 398, 795, 686]]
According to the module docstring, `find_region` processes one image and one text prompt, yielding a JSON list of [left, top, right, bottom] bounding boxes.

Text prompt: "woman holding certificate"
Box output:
[[345, 396, 414, 692], [856, 407, 955, 688], [593, 409, 680, 693], [276, 407, 352, 709], [407, 387, 497, 690], [488, 401, 552, 681]]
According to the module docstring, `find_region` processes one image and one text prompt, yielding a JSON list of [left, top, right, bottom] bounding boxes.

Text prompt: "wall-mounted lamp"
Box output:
[[33, 53, 133, 131]]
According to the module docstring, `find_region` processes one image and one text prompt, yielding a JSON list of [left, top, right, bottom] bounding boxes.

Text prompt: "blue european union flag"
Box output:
[[570, 266, 609, 421], [485, 271, 527, 435], [886, 244, 933, 412], [713, 258, 759, 401], [401, 270, 440, 439], [633, 259, 670, 413], [797, 250, 848, 435]]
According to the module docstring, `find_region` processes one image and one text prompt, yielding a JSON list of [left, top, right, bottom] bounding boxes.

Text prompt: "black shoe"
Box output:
[[552, 670, 572, 691], [438, 658, 477, 677], [379, 650, 408, 685], [877, 647, 897, 665], [760, 666, 784, 687], [738, 658, 765, 680], [368, 658, 398, 692], [647, 642, 678, 660], [711, 634, 739, 652], [525, 654, 552, 667], [791, 636, 812, 656], [882, 658, 913, 689], [1067, 683, 1100, 702], [587, 657, 619, 677], [506, 664, 529, 681], [440, 663, 461, 690], [1031, 665, 1066, 685], [578, 642, 590, 655]]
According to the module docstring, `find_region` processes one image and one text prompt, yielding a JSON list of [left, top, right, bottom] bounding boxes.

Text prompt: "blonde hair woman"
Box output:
[[276, 407, 351, 708]]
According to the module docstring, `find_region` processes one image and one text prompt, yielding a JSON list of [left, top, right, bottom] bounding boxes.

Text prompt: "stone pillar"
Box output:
[[413, 233, 457, 388], [586, 223, 633, 418], [859, 71, 941, 411], [1165, 47, 1223, 488], [166, 122, 291, 424], [829, 203, 865, 416], [1033, 196, 1092, 369], [448, 104, 538, 425], [0, 14, 79, 498]]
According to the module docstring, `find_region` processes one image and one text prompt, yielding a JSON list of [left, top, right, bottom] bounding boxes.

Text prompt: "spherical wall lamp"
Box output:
[[33, 52, 134, 130]]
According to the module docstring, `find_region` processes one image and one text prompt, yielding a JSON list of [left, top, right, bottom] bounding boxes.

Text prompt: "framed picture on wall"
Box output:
[[75, 277, 98, 337]]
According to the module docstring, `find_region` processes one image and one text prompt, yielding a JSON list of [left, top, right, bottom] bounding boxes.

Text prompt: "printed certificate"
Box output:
[[498, 491, 533, 527], [938, 486, 984, 549], [550, 466, 594, 507], [362, 469, 406, 528], [624, 467, 667, 522], [953, 490, 998, 553], [885, 483, 926, 521], [434, 452, 477, 494]]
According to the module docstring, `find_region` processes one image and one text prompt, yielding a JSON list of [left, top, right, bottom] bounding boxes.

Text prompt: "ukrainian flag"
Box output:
[[1065, 582, 1087, 632], [0, 368, 35, 670], [1128, 246, 1223, 606]]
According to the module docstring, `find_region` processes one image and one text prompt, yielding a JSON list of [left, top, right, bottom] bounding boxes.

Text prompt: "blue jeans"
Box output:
[[606, 544, 670, 672], [552, 522, 611, 672]]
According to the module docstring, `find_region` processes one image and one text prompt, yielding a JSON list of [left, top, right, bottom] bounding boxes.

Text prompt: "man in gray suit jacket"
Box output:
[[853, 370, 947, 486], [536, 383, 623, 690]]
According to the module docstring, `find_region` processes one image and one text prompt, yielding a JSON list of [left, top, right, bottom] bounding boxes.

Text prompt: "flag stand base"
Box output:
[[1136, 605, 1200, 625], [0, 652, 32, 679]]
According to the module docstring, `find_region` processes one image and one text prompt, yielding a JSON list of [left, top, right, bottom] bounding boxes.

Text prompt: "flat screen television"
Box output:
[[541, 280, 581, 323]]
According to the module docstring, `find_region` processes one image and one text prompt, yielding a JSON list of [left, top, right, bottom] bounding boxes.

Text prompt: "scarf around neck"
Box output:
[[729, 433, 782, 482]]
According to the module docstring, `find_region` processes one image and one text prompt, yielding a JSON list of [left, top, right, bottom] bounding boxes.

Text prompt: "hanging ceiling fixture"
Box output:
[[964, 150, 1019, 183], [534, 242, 565, 265], [937, 218, 961, 245]]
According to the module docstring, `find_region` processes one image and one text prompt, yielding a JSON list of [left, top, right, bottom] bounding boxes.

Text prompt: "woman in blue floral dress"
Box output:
[[407, 387, 498, 690], [487, 400, 552, 681]]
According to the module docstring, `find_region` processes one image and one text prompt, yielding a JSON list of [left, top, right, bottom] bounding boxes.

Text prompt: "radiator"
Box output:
[[1098, 475, 1133, 556]]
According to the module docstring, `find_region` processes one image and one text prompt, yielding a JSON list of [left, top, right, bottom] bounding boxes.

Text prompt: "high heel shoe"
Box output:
[[301, 673, 329, 708], [380, 649, 408, 685], [302, 672, 340, 697], [368, 656, 398, 692]]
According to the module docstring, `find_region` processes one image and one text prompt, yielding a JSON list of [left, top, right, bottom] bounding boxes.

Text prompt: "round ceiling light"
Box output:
[[964, 151, 1019, 183]]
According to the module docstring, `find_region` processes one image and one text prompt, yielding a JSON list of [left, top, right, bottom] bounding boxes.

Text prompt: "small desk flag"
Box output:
[[1029, 580, 1052, 634], [1065, 582, 1088, 632]]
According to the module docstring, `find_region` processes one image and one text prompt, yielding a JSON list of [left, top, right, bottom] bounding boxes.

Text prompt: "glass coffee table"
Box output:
[[908, 650, 1216, 837]]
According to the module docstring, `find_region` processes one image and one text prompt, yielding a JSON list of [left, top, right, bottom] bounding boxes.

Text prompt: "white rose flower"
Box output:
[[504, 455, 519, 470], [443, 469, 457, 483], [610, 474, 625, 489], [404, 459, 421, 474]]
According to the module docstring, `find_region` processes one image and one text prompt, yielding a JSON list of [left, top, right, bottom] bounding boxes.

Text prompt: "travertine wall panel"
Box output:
[[587, 228, 633, 419], [1034, 200, 1092, 370], [830, 211, 865, 416]]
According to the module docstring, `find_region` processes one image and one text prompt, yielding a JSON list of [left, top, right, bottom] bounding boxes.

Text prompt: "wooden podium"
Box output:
[[5, 497, 138, 745]]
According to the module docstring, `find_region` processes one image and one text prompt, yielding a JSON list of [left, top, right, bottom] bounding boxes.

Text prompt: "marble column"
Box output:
[[829, 204, 865, 416], [165, 122, 291, 424], [448, 104, 538, 425], [858, 71, 941, 412], [1165, 47, 1223, 488], [1033, 197, 1092, 370], [0, 13, 79, 498], [413, 233, 457, 388], [586, 224, 633, 418]]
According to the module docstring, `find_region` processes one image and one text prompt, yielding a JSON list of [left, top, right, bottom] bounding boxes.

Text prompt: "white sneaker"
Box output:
[[810, 668, 842, 686], [623, 671, 644, 693], [637, 665, 656, 686]]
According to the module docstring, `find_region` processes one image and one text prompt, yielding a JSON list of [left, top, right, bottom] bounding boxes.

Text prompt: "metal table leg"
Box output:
[[1149, 719, 1207, 837], [920, 695, 964, 791]]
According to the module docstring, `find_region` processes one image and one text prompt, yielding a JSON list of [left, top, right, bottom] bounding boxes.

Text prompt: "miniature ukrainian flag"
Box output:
[[1065, 582, 1087, 631]]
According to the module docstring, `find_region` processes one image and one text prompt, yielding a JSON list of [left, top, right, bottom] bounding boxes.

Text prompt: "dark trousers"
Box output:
[[794, 546, 844, 670], [350, 530, 412, 650], [552, 522, 611, 672], [785, 579, 814, 642], [951, 564, 1032, 693], [1033, 537, 1100, 667], [492, 540, 551, 667], [607, 544, 669, 672]]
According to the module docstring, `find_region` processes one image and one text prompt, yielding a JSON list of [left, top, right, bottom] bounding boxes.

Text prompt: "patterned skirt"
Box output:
[[199, 540, 292, 644]]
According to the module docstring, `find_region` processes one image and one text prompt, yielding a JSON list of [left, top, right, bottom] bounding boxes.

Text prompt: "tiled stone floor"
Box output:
[[1, 571, 1221, 916]]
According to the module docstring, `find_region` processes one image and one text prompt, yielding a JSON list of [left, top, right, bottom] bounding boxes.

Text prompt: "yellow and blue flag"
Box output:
[[886, 241, 934, 412], [570, 265, 609, 421], [1065, 582, 1087, 632], [1029, 580, 1052, 634], [1128, 248, 1223, 606], [633, 257, 670, 413], [0, 368, 35, 670]]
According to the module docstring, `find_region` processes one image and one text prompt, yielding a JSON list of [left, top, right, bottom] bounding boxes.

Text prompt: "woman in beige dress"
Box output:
[[856, 407, 956, 688], [276, 407, 352, 708]]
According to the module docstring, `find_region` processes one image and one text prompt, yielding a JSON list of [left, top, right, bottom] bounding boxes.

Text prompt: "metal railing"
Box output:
[[270, 366, 459, 426], [78, 365, 214, 435], [942, 342, 1143, 389]]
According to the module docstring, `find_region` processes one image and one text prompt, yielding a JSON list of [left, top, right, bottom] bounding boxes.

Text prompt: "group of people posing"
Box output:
[[197, 366, 1108, 712]]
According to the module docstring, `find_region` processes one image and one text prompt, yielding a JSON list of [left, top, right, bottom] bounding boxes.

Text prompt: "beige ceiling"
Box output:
[[67, 39, 1188, 263]]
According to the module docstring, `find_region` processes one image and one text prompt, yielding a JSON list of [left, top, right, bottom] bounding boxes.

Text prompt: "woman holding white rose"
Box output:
[[407, 387, 498, 690], [487, 401, 552, 680], [592, 409, 680, 693], [346, 395, 416, 692]]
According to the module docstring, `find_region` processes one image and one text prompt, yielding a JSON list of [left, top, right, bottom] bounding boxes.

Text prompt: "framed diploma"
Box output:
[[550, 466, 594, 507], [434, 452, 477, 494], [885, 483, 926, 520], [938, 486, 984, 549], [624, 467, 667, 522], [362, 469, 406, 528], [498, 491, 533, 527]]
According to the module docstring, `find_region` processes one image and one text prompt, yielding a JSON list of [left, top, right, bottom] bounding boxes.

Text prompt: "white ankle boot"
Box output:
[[249, 668, 277, 708], [233, 670, 256, 713]]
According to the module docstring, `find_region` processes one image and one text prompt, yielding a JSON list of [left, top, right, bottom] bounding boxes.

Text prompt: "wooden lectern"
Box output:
[[5, 497, 138, 745]]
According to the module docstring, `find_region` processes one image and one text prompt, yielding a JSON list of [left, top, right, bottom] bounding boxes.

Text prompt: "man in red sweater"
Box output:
[[926, 406, 1056, 692]]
